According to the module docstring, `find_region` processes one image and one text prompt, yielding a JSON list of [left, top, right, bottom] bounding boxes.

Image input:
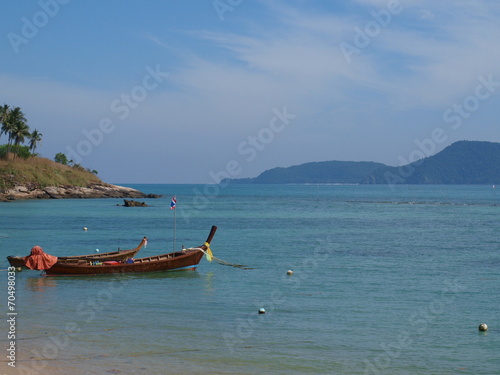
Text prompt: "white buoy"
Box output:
[[95, 249, 99, 253], [258, 308, 266, 314], [83, 227, 88, 231], [478, 323, 488, 332], [287, 270, 293, 275]]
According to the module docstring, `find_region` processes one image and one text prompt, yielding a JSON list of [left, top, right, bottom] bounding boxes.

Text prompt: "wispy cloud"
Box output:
[[163, 0, 500, 112]]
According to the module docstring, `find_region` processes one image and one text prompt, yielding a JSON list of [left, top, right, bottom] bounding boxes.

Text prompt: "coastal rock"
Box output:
[[123, 199, 148, 207], [0, 183, 159, 202], [1, 185, 51, 201], [145, 193, 162, 198]]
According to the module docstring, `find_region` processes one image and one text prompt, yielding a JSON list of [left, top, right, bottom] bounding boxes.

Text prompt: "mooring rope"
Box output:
[[186, 245, 253, 270]]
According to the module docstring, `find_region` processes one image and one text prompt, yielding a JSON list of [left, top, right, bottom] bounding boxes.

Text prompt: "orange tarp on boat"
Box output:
[[24, 246, 58, 270]]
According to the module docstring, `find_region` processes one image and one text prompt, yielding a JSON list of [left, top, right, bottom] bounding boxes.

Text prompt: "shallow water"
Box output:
[[1, 184, 499, 374]]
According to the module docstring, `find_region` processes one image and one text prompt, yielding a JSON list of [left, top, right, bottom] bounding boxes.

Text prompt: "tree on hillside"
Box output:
[[0, 111, 16, 153], [0, 104, 11, 143], [29, 129, 43, 154], [1, 106, 27, 157], [0, 104, 9, 125], [0, 104, 8, 116], [0, 105, 43, 160], [1, 104, 46, 160], [54, 152, 68, 165], [11, 121, 31, 159]]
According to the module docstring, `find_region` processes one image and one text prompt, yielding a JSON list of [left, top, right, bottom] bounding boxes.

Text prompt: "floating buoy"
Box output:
[[95, 249, 99, 253], [478, 323, 488, 332], [258, 308, 266, 314], [287, 270, 293, 275], [83, 227, 88, 231]]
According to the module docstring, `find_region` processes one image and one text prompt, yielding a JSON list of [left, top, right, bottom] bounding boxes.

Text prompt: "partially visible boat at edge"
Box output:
[[44, 226, 217, 276], [6, 237, 148, 269]]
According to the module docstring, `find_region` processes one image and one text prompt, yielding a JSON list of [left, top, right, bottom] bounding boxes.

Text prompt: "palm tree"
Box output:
[[0, 104, 11, 143], [11, 121, 31, 159], [0, 104, 9, 123], [1, 114, 17, 154], [2, 107, 28, 157], [29, 129, 43, 154]]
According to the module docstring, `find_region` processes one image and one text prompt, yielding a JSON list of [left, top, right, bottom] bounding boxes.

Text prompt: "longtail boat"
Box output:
[[44, 226, 217, 276], [6, 237, 148, 269]]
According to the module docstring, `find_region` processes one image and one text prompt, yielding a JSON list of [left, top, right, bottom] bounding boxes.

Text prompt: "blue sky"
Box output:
[[1, 0, 500, 183]]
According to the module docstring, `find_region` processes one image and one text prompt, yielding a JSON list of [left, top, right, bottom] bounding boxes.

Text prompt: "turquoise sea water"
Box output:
[[1, 184, 499, 374]]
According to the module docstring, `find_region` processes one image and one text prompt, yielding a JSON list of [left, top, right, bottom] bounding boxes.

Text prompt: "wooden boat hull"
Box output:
[[7, 238, 146, 269], [45, 249, 205, 275], [6, 257, 26, 268], [44, 226, 217, 276]]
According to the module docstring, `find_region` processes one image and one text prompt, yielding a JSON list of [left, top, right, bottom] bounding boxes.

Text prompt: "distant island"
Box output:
[[227, 161, 386, 184], [225, 141, 500, 185]]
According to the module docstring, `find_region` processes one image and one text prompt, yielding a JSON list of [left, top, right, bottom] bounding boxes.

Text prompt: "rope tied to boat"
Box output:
[[204, 242, 213, 262], [185, 245, 252, 269]]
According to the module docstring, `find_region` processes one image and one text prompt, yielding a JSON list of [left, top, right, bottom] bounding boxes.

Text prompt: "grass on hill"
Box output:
[[0, 157, 102, 191]]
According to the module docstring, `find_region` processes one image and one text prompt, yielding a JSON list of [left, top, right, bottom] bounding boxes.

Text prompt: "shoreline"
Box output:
[[0, 183, 160, 202]]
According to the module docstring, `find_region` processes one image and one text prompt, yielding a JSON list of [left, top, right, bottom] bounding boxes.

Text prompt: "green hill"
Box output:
[[363, 140, 500, 185], [227, 161, 387, 184], [226, 141, 500, 185], [0, 156, 101, 191], [0, 156, 156, 201]]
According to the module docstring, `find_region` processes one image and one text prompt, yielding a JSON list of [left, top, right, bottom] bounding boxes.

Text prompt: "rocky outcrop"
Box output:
[[123, 199, 148, 207], [0, 183, 160, 202]]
